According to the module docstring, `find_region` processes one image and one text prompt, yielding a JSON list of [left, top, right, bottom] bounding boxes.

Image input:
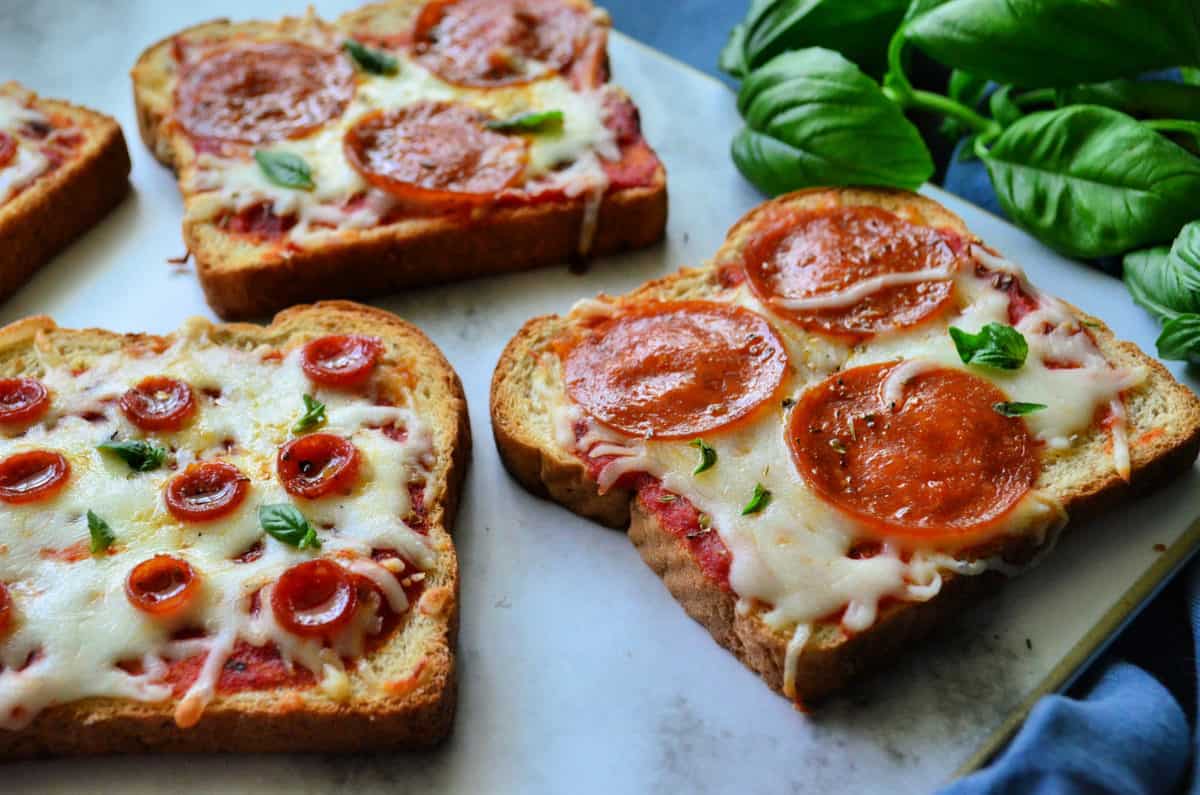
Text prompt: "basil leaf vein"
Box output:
[[87, 510, 116, 554], [259, 504, 322, 550], [98, 439, 166, 472], [949, 323, 1029, 370], [293, 394, 327, 434], [254, 150, 315, 191]]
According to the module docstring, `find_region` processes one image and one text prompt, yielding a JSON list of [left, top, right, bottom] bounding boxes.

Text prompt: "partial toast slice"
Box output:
[[491, 187, 1200, 704], [130, 1, 668, 320], [0, 81, 130, 303], [0, 301, 468, 757]]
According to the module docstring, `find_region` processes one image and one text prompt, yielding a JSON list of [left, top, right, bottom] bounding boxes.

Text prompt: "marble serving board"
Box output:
[[2, 2, 1199, 792]]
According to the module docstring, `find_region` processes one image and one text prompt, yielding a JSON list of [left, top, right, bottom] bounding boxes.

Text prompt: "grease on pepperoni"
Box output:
[[564, 301, 788, 439], [165, 461, 249, 522], [0, 450, 69, 504], [120, 376, 196, 432], [125, 555, 200, 617], [301, 334, 382, 387], [0, 377, 50, 426], [271, 559, 358, 639], [412, 0, 599, 88], [741, 206, 963, 339], [174, 41, 355, 145], [277, 433, 361, 499], [788, 362, 1037, 542], [344, 102, 527, 208]]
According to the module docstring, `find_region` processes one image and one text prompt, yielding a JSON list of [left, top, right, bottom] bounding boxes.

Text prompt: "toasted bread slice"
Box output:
[[0, 301, 468, 757], [0, 82, 130, 304], [130, 2, 668, 320], [491, 188, 1200, 704]]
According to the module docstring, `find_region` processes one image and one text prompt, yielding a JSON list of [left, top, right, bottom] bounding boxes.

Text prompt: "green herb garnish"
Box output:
[[98, 439, 166, 472], [87, 511, 116, 554], [292, 394, 327, 434], [949, 323, 1029, 370], [742, 483, 771, 515], [993, 401, 1047, 417], [254, 150, 315, 191], [342, 39, 399, 76], [259, 504, 321, 550], [485, 110, 565, 134], [690, 439, 717, 474]]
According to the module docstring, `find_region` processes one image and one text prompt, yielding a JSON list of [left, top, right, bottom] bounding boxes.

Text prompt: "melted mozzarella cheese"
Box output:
[[184, 44, 618, 251], [0, 324, 434, 729], [0, 94, 51, 205]]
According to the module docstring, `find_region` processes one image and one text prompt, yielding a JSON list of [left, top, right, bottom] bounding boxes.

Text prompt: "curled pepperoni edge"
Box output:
[[164, 461, 250, 522], [277, 433, 361, 499], [125, 555, 201, 617]]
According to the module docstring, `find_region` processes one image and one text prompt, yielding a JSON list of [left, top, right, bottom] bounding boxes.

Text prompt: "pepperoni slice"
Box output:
[[564, 301, 788, 439], [277, 434, 361, 499], [0, 450, 70, 504], [788, 362, 1037, 542], [741, 206, 963, 340], [0, 133, 16, 170], [165, 461, 249, 522], [412, 0, 597, 87], [344, 102, 527, 208], [271, 559, 358, 639], [0, 583, 12, 637], [301, 335, 383, 387], [0, 377, 50, 426], [174, 41, 355, 145], [125, 555, 200, 617], [120, 376, 196, 432]]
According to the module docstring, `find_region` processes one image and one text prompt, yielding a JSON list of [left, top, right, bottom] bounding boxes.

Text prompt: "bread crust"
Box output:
[[0, 83, 131, 304], [129, 4, 668, 320], [0, 301, 470, 758], [490, 187, 1200, 704]]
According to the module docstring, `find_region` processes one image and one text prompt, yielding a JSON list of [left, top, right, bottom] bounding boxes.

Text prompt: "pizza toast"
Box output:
[[130, 1, 668, 320], [491, 187, 1200, 704], [0, 82, 130, 304], [0, 301, 467, 758]]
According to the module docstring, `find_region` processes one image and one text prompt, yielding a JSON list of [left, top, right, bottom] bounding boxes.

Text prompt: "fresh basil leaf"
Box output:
[[254, 150, 315, 191], [342, 39, 399, 76], [738, 0, 909, 76], [949, 323, 1029, 369], [733, 48, 932, 195], [993, 401, 1047, 417], [1124, 221, 1200, 323], [1058, 80, 1200, 123], [1184, 67, 1200, 87], [87, 510, 116, 554], [1157, 313, 1200, 363], [719, 21, 751, 79], [485, 110, 564, 134], [741, 483, 772, 515], [690, 439, 717, 474], [982, 106, 1200, 258], [907, 0, 1200, 88], [292, 394, 327, 434], [988, 85, 1022, 127], [259, 504, 321, 550], [98, 439, 166, 472]]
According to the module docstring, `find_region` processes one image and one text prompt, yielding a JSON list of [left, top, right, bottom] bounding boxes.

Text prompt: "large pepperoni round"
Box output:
[[120, 376, 195, 432], [0, 133, 16, 170], [0, 377, 50, 425], [301, 335, 382, 387], [271, 559, 358, 639], [412, 0, 596, 87], [564, 301, 788, 439], [788, 362, 1037, 542], [165, 461, 249, 522], [277, 434, 361, 499], [125, 555, 200, 617], [0, 450, 70, 504], [0, 583, 12, 637], [344, 102, 527, 207], [741, 206, 963, 339], [174, 41, 355, 145]]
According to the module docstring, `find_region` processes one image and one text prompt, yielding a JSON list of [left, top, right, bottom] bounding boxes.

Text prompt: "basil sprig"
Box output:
[[254, 150, 315, 191], [259, 504, 321, 550], [342, 39, 398, 76], [993, 401, 1047, 417], [1125, 222, 1200, 363], [292, 394, 327, 434], [98, 439, 166, 472], [485, 110, 565, 134], [87, 510, 116, 554], [949, 323, 1028, 370], [742, 483, 771, 515], [690, 439, 717, 474]]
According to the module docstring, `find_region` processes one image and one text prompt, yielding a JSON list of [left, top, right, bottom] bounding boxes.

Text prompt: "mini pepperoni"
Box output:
[[564, 301, 788, 439], [301, 335, 383, 387], [788, 362, 1037, 542], [0, 133, 16, 169], [412, 0, 597, 87], [0, 450, 70, 504], [271, 559, 358, 639], [165, 461, 249, 522], [174, 41, 355, 145], [126, 555, 200, 617], [120, 376, 195, 432], [741, 206, 962, 339], [344, 102, 527, 208], [277, 434, 361, 499], [0, 377, 50, 425], [0, 583, 12, 637]]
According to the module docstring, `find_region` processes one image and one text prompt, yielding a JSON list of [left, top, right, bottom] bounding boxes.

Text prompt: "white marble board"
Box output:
[[1, 2, 1199, 793]]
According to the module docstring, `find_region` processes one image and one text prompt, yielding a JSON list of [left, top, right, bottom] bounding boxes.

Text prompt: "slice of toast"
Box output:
[[130, 1, 668, 320], [0, 301, 468, 757], [491, 187, 1200, 704], [0, 82, 130, 304]]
